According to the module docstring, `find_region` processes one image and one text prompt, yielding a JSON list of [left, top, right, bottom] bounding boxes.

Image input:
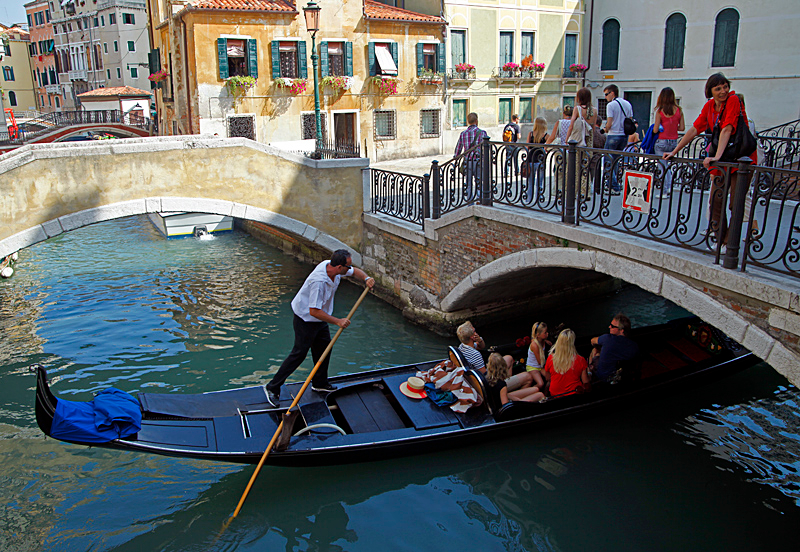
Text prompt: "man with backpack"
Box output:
[[502, 114, 520, 180], [603, 85, 635, 193], [454, 112, 489, 203]]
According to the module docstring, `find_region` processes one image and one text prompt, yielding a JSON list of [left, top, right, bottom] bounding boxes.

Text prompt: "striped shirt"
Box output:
[[458, 343, 485, 370]]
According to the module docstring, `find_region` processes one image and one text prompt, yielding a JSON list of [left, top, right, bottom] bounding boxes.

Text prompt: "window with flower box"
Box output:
[[271, 40, 307, 79], [321, 41, 353, 77], [368, 41, 398, 76], [218, 37, 258, 79], [416, 42, 445, 76]]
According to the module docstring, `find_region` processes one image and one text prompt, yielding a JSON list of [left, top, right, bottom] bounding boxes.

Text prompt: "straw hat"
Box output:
[[400, 377, 427, 399]]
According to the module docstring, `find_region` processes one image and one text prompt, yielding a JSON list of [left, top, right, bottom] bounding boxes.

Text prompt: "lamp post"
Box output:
[[303, 0, 322, 156]]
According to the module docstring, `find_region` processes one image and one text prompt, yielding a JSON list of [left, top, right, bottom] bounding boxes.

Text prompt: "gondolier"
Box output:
[[266, 249, 375, 406]]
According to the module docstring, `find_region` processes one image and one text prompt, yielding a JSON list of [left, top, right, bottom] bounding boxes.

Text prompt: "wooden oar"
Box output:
[[229, 284, 372, 521]]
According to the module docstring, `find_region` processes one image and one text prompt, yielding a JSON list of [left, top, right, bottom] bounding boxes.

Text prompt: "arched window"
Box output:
[[601, 19, 620, 71], [712, 8, 739, 67], [663, 13, 686, 69], [8, 91, 17, 106]]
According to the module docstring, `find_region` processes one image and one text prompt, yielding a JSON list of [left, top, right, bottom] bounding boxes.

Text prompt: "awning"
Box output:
[[375, 43, 397, 76]]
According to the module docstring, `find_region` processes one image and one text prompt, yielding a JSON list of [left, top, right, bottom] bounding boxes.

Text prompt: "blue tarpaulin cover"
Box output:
[[50, 388, 142, 443]]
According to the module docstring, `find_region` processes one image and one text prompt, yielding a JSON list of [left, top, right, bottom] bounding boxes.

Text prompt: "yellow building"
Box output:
[[442, 0, 586, 148], [1, 25, 37, 114], [145, 0, 448, 161]]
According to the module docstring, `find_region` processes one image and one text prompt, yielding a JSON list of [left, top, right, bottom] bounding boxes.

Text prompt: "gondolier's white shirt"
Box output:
[[291, 260, 354, 322]]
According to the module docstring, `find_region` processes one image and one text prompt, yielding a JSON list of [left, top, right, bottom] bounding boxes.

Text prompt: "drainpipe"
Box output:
[[584, 0, 594, 88], [181, 17, 193, 134]]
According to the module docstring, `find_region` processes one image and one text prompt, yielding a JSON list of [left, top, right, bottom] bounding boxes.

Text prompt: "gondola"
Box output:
[[34, 317, 758, 467]]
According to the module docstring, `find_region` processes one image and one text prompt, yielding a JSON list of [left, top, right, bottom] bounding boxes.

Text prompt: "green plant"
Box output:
[[418, 68, 443, 81], [370, 76, 398, 95], [320, 75, 353, 91], [225, 75, 257, 101]]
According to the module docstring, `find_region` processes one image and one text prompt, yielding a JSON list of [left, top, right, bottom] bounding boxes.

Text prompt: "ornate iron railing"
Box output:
[[1, 110, 151, 145], [370, 168, 428, 226], [759, 118, 800, 139], [370, 136, 798, 278], [309, 140, 361, 160]]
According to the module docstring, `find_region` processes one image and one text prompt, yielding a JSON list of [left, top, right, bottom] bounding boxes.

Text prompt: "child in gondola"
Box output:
[[526, 322, 551, 391], [485, 353, 545, 412]]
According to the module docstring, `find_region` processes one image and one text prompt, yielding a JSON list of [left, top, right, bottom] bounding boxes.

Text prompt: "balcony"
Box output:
[[45, 84, 60, 94], [492, 66, 543, 84], [562, 67, 586, 83], [69, 69, 87, 81], [447, 68, 476, 86]]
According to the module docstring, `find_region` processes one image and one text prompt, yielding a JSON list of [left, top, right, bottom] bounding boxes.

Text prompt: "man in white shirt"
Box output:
[[266, 249, 375, 406], [603, 85, 633, 192]]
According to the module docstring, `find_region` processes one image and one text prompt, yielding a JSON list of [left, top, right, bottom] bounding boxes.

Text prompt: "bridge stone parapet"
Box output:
[[0, 135, 369, 260], [362, 205, 800, 386]]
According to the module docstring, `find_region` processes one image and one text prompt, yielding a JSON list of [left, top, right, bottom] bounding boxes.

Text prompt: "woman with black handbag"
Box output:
[[662, 73, 756, 248]]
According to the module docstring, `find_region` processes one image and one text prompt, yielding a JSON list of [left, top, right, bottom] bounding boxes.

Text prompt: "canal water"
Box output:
[[1, 215, 798, 551]]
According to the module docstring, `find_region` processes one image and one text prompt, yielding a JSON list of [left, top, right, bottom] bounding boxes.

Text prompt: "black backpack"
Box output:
[[616, 99, 638, 135]]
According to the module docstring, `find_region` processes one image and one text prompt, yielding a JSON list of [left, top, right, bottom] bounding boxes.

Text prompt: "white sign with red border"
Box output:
[[622, 170, 654, 213]]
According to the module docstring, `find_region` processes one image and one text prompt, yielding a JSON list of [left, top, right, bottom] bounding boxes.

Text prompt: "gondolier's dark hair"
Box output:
[[331, 249, 351, 267]]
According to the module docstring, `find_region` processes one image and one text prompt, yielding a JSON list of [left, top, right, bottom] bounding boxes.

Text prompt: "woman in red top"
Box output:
[[543, 329, 589, 397], [663, 73, 756, 246]]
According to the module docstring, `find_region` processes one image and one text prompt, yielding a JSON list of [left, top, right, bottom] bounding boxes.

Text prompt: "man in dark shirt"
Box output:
[[589, 313, 639, 382], [503, 114, 521, 179], [454, 112, 489, 203]]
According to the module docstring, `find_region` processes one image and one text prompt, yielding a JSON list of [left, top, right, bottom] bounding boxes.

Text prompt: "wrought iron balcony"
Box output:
[[447, 68, 476, 85], [492, 67, 543, 83]]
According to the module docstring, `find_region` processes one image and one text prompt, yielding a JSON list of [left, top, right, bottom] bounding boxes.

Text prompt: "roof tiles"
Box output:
[[78, 86, 152, 97], [186, 0, 295, 11], [364, 0, 445, 24]]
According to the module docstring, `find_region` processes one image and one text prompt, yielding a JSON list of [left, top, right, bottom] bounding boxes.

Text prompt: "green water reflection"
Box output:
[[1, 216, 798, 551]]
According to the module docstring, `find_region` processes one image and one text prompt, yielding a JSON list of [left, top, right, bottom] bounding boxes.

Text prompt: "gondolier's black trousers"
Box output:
[[267, 314, 332, 393]]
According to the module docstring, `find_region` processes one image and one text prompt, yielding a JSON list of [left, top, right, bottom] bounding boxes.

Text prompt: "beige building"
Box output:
[[1, 25, 37, 113], [146, 0, 448, 161]]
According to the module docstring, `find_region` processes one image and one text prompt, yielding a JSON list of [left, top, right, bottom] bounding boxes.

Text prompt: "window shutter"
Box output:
[[713, 10, 739, 67], [416, 43, 424, 76], [437, 43, 446, 74], [271, 40, 281, 78], [345, 42, 353, 76], [601, 20, 619, 71], [320, 41, 328, 77], [298, 40, 308, 79], [368, 42, 376, 76], [390, 42, 398, 68], [247, 39, 258, 78], [217, 38, 229, 80]]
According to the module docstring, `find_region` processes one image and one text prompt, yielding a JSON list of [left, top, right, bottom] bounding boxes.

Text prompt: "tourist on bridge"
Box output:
[[502, 113, 521, 180], [454, 112, 489, 203], [265, 249, 375, 406], [603, 85, 634, 193], [589, 313, 639, 383], [662, 73, 756, 248]]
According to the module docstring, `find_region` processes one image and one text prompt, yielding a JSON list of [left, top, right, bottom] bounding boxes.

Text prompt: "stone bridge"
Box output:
[[1, 136, 798, 385]]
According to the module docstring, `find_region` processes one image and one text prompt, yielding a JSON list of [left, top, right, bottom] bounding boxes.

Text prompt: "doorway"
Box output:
[[624, 91, 652, 137], [334, 112, 356, 148]]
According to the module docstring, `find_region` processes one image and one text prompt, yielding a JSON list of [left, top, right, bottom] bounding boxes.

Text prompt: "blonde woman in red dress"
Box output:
[[543, 329, 590, 397]]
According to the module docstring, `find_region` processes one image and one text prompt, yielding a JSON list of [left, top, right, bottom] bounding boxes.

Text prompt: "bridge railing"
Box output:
[[369, 137, 798, 278], [1, 110, 151, 145]]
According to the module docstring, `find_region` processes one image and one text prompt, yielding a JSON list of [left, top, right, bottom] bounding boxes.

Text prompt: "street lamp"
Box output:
[[303, 0, 323, 155]]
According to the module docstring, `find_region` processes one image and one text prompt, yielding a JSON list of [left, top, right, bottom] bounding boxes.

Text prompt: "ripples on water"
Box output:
[[1, 215, 799, 550]]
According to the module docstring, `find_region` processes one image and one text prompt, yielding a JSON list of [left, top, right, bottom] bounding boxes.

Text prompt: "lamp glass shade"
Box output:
[[303, 1, 321, 33]]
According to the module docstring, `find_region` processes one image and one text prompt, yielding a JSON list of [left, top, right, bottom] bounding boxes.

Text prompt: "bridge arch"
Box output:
[[0, 197, 363, 265], [442, 247, 793, 379]]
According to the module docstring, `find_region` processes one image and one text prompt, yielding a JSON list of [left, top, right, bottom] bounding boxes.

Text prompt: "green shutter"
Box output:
[[320, 41, 328, 77], [298, 41, 308, 79], [437, 43, 446, 74], [712, 9, 739, 67], [271, 40, 281, 78], [345, 42, 353, 76], [390, 42, 398, 68], [601, 20, 619, 71], [217, 38, 228, 80], [416, 43, 424, 76], [148, 48, 159, 73], [368, 42, 376, 76], [247, 39, 258, 78], [663, 14, 685, 69]]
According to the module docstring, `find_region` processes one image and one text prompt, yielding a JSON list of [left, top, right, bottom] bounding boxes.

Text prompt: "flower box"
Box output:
[[276, 77, 307, 95], [320, 75, 353, 92], [371, 76, 399, 95]]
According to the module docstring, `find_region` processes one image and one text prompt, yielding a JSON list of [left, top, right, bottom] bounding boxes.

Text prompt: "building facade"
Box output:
[[583, 1, 800, 131], [1, 25, 37, 113], [442, 0, 587, 149], [48, 0, 151, 110], [25, 0, 63, 112], [146, 0, 449, 161]]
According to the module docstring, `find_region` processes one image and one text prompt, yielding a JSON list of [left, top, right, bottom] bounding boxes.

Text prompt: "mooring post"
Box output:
[[723, 161, 753, 270]]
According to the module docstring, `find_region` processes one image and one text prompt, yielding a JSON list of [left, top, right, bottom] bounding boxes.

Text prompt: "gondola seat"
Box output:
[[463, 368, 493, 415]]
